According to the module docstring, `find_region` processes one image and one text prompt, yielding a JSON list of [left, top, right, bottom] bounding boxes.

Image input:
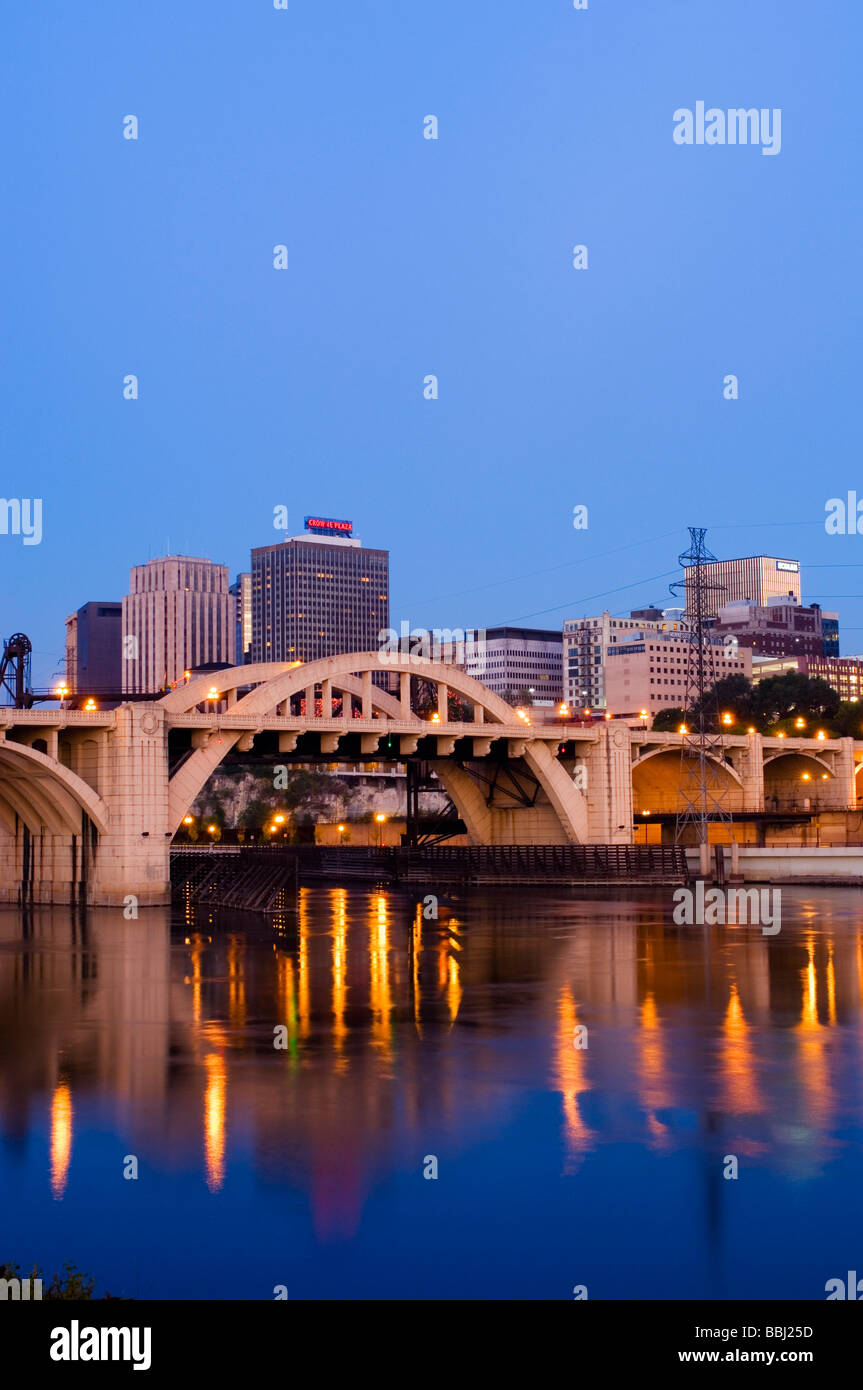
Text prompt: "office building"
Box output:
[[713, 597, 839, 660], [64, 602, 122, 695], [684, 555, 801, 616], [463, 626, 563, 702], [230, 572, 253, 665], [604, 629, 751, 719], [250, 517, 388, 664], [752, 654, 863, 702], [563, 609, 689, 711], [122, 555, 235, 694]]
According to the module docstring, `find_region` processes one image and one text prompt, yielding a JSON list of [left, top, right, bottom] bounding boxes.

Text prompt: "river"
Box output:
[[1, 884, 861, 1300]]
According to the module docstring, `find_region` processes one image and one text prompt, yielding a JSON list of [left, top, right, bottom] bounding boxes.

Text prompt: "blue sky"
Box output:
[[2, 0, 861, 686]]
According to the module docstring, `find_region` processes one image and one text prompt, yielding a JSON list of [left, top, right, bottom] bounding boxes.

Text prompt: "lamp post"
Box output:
[[375, 812, 386, 848]]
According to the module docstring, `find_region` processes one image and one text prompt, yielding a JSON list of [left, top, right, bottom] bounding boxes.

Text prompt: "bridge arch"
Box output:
[[631, 746, 744, 815], [763, 750, 836, 807], [0, 740, 109, 837], [161, 652, 590, 841]]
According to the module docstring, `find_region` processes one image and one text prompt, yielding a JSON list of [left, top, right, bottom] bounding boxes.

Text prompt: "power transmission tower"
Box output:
[[669, 529, 736, 872]]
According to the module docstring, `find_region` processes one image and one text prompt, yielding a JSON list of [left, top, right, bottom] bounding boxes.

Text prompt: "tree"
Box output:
[[688, 673, 754, 731], [652, 706, 687, 732], [752, 672, 839, 727]]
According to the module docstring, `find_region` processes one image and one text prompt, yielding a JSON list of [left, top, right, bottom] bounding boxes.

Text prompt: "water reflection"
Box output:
[[1, 885, 863, 1297]]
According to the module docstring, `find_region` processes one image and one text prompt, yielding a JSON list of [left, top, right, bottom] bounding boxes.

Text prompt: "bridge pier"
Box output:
[[90, 704, 172, 907]]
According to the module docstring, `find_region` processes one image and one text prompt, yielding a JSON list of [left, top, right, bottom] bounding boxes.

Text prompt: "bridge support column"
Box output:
[[583, 724, 633, 843], [321, 679, 332, 718], [91, 703, 172, 908], [361, 670, 373, 718], [437, 683, 448, 722], [837, 737, 856, 808], [400, 672, 411, 718], [740, 731, 764, 811]]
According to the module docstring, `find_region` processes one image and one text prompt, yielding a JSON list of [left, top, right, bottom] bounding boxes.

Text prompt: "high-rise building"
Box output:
[[563, 609, 689, 710], [684, 555, 801, 615], [122, 555, 235, 694], [250, 517, 388, 664], [230, 572, 253, 665], [64, 601, 123, 695], [713, 597, 839, 659]]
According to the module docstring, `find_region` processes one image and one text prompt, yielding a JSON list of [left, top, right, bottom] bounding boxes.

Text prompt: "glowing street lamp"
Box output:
[[747, 726, 756, 734], [679, 723, 688, 735], [375, 811, 386, 847], [274, 814, 285, 824], [639, 708, 648, 729], [207, 824, 217, 835], [83, 697, 96, 712], [207, 687, 219, 703], [816, 730, 827, 741], [721, 712, 734, 726], [558, 702, 570, 720], [183, 815, 194, 825], [795, 717, 806, 729]]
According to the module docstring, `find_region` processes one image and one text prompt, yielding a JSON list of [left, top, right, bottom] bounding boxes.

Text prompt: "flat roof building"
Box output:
[[563, 609, 689, 711], [713, 597, 839, 660], [250, 520, 388, 664], [753, 654, 863, 702], [605, 629, 751, 719], [64, 602, 122, 696], [684, 555, 801, 616], [122, 556, 234, 694], [463, 626, 563, 702]]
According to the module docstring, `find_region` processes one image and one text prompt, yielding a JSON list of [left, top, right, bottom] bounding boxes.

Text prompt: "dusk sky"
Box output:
[[2, 0, 861, 686]]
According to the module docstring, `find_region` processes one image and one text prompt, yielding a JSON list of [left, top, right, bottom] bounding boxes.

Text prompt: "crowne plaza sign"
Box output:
[[304, 516, 353, 536]]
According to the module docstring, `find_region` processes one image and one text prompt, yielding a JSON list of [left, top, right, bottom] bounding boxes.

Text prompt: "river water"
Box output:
[[1, 884, 862, 1300]]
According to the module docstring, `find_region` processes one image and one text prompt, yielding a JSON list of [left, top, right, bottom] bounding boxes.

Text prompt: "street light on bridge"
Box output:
[[375, 812, 386, 847]]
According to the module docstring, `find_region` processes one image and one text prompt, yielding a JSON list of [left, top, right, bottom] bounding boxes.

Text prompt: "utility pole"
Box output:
[[670, 529, 736, 879]]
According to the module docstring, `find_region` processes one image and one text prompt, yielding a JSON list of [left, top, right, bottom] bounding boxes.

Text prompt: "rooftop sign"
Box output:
[[304, 517, 353, 536]]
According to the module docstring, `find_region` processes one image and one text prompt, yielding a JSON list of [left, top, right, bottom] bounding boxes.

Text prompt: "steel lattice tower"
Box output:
[[669, 529, 736, 856]]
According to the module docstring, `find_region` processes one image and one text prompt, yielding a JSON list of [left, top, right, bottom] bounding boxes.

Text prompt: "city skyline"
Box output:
[[41, 523, 860, 698]]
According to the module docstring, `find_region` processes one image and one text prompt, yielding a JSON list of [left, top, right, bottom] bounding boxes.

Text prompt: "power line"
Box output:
[[500, 569, 680, 625], [400, 529, 683, 610]]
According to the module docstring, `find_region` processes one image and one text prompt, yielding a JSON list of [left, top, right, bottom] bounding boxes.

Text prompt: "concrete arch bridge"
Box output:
[[0, 652, 859, 905]]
